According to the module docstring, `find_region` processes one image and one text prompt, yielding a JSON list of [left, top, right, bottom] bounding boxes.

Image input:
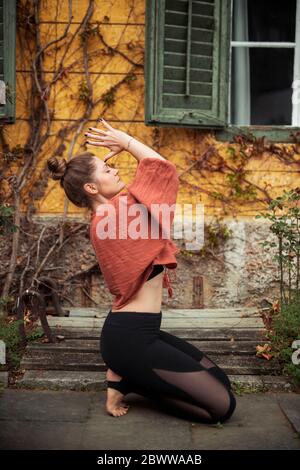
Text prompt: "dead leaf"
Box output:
[[261, 353, 273, 360], [256, 343, 273, 360]]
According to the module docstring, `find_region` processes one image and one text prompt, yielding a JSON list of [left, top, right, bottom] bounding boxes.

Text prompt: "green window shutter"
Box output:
[[0, 0, 16, 123], [145, 0, 231, 128]]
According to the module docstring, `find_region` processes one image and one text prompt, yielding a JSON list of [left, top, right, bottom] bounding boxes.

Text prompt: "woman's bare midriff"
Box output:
[[110, 271, 164, 314]]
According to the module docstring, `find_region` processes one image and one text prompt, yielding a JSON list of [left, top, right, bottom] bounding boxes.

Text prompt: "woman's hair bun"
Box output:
[[47, 156, 67, 181]]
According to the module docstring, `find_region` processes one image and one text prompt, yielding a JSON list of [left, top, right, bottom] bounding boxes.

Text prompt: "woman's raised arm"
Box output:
[[84, 118, 166, 163], [123, 135, 166, 163]]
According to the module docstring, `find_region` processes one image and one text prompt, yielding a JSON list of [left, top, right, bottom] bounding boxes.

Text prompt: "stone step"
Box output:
[[68, 307, 261, 318], [50, 327, 268, 341], [27, 339, 266, 356], [20, 350, 280, 375], [42, 315, 264, 329], [16, 370, 291, 392]]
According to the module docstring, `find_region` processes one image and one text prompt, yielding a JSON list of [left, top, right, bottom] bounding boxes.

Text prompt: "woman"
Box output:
[[47, 118, 236, 424]]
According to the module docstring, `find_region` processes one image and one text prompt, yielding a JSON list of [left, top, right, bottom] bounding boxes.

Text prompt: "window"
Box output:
[[145, 0, 300, 141], [230, 0, 300, 127], [0, 0, 16, 123]]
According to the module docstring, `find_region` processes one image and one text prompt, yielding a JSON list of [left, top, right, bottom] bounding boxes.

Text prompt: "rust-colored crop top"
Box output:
[[89, 157, 180, 310]]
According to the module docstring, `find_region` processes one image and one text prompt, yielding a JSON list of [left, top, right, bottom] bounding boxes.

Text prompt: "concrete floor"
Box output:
[[0, 389, 299, 450]]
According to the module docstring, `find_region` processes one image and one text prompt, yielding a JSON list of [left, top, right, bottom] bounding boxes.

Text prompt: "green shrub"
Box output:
[[0, 317, 44, 370], [256, 189, 300, 386], [267, 297, 300, 386], [0, 317, 23, 369]]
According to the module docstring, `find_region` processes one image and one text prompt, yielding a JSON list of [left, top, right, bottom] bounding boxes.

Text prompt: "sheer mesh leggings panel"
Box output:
[[142, 333, 237, 424], [151, 368, 236, 424], [157, 330, 232, 391]]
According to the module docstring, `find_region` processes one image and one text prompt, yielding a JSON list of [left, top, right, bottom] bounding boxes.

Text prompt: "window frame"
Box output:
[[215, 0, 300, 142], [0, 0, 16, 124]]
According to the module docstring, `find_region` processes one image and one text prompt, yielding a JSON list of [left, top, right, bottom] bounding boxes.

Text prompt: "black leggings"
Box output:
[[100, 310, 237, 424]]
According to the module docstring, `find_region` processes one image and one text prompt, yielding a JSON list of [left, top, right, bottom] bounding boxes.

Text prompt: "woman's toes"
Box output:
[[106, 389, 130, 417], [108, 404, 130, 417]]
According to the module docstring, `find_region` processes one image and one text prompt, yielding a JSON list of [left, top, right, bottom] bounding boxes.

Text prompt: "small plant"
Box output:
[[124, 72, 137, 89], [0, 204, 19, 236], [0, 296, 14, 309], [226, 171, 257, 201], [0, 316, 45, 371], [78, 80, 90, 103], [100, 87, 117, 106], [266, 296, 300, 387], [231, 379, 267, 395], [256, 188, 300, 306], [180, 220, 233, 258], [213, 421, 224, 429], [79, 22, 98, 44], [0, 317, 23, 370], [0, 296, 15, 320], [206, 222, 233, 249], [26, 327, 44, 342], [1, 144, 24, 163], [256, 189, 300, 386]]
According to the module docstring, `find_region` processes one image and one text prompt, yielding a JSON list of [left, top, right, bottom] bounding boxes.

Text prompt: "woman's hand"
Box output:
[[84, 118, 133, 162]]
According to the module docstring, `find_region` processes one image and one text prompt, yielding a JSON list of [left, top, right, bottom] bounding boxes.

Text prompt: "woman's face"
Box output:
[[86, 156, 126, 200]]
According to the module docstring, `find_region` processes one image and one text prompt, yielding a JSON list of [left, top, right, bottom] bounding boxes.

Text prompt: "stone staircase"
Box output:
[[16, 307, 292, 392]]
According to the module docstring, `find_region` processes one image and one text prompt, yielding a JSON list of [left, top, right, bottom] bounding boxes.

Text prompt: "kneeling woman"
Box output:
[[47, 118, 236, 424]]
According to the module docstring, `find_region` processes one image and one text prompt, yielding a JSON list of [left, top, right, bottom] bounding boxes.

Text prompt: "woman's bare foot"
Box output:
[[106, 368, 130, 417]]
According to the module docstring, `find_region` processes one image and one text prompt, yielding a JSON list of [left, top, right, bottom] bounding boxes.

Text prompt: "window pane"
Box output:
[[231, 48, 294, 125], [247, 0, 296, 42], [250, 48, 293, 125]]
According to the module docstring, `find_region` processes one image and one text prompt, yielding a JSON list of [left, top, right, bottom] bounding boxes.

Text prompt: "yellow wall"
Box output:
[[4, 0, 299, 219]]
